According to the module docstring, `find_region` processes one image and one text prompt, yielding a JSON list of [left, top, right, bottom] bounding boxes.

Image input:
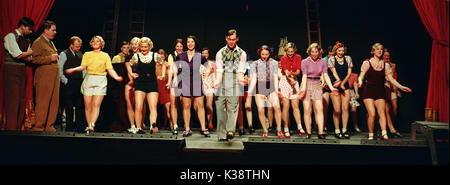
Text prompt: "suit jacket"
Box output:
[[31, 35, 59, 86], [32, 35, 58, 66]]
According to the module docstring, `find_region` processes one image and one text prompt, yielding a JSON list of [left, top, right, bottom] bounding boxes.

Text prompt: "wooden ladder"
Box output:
[[102, 0, 120, 57], [129, 0, 146, 40], [305, 0, 322, 47]]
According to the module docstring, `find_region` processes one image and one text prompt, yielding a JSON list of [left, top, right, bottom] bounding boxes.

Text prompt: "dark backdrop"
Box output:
[[44, 0, 431, 131]]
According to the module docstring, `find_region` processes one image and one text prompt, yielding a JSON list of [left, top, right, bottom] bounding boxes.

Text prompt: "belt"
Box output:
[[307, 77, 320, 80]]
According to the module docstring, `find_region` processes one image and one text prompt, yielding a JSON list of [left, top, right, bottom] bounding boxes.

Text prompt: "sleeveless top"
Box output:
[[362, 60, 386, 100], [135, 52, 157, 83]]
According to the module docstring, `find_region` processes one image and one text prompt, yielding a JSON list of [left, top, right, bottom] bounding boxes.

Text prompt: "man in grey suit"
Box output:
[[213, 29, 247, 141]]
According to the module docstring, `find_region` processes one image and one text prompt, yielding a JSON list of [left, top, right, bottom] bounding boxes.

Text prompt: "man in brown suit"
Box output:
[[31, 20, 59, 132]]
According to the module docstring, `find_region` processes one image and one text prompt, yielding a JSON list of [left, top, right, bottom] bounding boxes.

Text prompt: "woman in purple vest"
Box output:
[[174, 35, 209, 137]]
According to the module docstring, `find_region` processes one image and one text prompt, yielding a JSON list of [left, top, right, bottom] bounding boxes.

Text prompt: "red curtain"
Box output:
[[413, 0, 449, 123], [0, 0, 55, 127]]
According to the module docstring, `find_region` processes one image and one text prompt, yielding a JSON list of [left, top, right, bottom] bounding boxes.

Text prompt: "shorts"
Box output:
[[81, 74, 107, 96], [279, 75, 300, 99], [305, 80, 322, 101], [255, 81, 275, 96], [135, 81, 159, 93]]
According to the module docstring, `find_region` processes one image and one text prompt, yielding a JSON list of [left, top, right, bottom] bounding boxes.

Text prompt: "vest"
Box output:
[[63, 49, 83, 80], [4, 31, 30, 65], [334, 56, 349, 81]]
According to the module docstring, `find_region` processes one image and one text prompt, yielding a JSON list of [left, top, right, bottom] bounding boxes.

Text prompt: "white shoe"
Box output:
[[85, 126, 94, 135], [355, 127, 361, 132], [128, 127, 137, 134]]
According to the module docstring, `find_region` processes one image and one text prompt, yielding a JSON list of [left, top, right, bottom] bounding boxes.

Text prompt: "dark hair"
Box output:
[[202, 47, 209, 53], [42, 20, 56, 30], [18, 17, 35, 28], [121, 41, 130, 47], [225, 29, 238, 37], [326, 45, 334, 53], [173, 38, 184, 49], [257, 45, 272, 56], [186, 35, 199, 50]]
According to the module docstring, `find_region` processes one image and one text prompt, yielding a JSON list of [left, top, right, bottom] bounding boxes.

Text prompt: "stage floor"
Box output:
[[1, 126, 438, 165]]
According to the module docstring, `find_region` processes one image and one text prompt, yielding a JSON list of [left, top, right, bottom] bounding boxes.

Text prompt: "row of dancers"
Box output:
[[61, 29, 412, 141]]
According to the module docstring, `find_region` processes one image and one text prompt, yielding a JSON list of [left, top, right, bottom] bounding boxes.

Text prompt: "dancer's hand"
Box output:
[[115, 76, 123, 82], [400, 86, 412, 93], [298, 90, 306, 100], [65, 68, 74, 74], [331, 89, 340, 96], [131, 73, 139, 79], [340, 83, 346, 90], [213, 81, 221, 89], [333, 80, 341, 87]]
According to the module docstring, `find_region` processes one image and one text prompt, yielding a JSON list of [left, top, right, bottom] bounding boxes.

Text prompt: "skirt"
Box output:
[[202, 74, 215, 95], [81, 74, 107, 96], [157, 79, 170, 104], [305, 80, 322, 101], [279, 75, 300, 99], [349, 89, 360, 107]]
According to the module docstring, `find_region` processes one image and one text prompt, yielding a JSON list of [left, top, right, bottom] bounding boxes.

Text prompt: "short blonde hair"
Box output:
[[130, 37, 140, 45], [90, 35, 105, 49], [138, 37, 153, 50], [284, 42, 298, 53], [370, 43, 384, 56], [306, 43, 323, 56]]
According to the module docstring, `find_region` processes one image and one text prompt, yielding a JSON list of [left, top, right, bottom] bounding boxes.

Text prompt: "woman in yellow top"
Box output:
[[66, 36, 123, 134]]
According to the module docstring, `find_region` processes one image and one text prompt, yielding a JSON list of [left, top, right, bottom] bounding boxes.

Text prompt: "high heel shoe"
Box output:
[[136, 128, 146, 134], [306, 133, 312, 139], [262, 131, 268, 138], [318, 134, 327, 139], [238, 129, 245, 136], [268, 126, 274, 133], [248, 125, 255, 134], [201, 129, 210, 137], [172, 126, 179, 135], [334, 133, 343, 139], [297, 128, 306, 136], [277, 131, 284, 139], [208, 124, 214, 131], [390, 132, 402, 138], [342, 132, 350, 139], [150, 123, 158, 134], [283, 130, 291, 138], [85, 126, 94, 135], [381, 133, 389, 140], [183, 130, 192, 137]]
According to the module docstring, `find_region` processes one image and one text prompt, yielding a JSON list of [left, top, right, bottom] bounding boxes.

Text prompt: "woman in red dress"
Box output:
[[156, 49, 171, 131], [358, 43, 412, 140]]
